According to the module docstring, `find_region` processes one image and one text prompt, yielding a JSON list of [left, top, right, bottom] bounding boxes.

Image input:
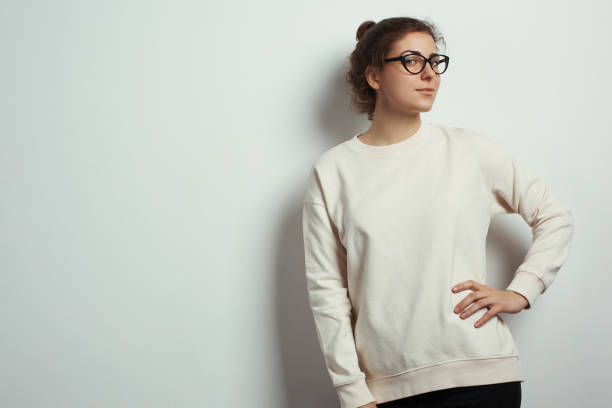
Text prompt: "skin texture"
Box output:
[[358, 31, 441, 146], [355, 31, 529, 408], [452, 281, 529, 326]]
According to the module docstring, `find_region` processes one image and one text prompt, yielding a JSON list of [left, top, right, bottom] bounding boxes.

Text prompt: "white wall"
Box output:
[[1, 1, 610, 407]]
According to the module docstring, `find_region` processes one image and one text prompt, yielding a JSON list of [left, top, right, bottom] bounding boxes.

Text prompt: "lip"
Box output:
[[416, 88, 435, 95]]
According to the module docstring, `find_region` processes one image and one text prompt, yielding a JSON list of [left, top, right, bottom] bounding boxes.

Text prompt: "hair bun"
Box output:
[[356, 20, 376, 41]]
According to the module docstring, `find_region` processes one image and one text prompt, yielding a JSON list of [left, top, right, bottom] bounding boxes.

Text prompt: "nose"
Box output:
[[420, 60, 437, 78]]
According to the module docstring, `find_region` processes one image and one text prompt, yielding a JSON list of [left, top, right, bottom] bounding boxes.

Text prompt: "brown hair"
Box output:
[[345, 17, 446, 121]]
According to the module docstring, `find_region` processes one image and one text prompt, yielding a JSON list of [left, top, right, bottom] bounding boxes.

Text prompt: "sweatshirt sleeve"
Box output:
[[301, 167, 376, 408], [471, 132, 575, 309]]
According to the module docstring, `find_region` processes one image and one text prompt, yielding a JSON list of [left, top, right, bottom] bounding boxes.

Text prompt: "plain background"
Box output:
[[1, 1, 610, 407]]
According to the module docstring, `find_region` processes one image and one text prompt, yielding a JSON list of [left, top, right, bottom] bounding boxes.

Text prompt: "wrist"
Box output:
[[509, 290, 529, 308]]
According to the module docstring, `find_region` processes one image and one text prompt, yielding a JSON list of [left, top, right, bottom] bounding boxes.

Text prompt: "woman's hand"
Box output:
[[357, 403, 377, 408], [451, 280, 529, 327]]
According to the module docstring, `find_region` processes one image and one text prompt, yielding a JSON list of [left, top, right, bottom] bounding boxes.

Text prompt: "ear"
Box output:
[[365, 65, 382, 90]]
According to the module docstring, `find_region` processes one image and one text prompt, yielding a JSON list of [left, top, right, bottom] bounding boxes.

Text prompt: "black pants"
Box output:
[[377, 381, 521, 408]]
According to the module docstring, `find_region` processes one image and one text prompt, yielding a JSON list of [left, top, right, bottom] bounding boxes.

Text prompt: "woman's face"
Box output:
[[368, 31, 442, 115]]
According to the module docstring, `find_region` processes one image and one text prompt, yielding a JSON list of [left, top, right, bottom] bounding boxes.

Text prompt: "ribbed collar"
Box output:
[[346, 121, 432, 158]]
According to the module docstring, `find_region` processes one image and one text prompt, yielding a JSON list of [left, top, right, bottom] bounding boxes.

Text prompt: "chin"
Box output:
[[411, 104, 434, 113]]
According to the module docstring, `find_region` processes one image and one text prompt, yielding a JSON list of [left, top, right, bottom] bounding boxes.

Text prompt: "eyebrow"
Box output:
[[400, 49, 439, 56]]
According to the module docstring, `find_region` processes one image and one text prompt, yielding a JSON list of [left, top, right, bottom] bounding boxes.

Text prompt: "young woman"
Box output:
[[301, 16, 574, 408]]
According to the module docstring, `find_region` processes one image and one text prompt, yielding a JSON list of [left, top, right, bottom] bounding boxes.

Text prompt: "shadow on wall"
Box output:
[[314, 58, 370, 148], [275, 60, 367, 408]]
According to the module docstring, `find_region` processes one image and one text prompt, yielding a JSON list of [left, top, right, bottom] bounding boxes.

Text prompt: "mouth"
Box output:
[[416, 88, 435, 95]]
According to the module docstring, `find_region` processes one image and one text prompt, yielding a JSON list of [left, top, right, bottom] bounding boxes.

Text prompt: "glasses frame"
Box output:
[[383, 53, 450, 74]]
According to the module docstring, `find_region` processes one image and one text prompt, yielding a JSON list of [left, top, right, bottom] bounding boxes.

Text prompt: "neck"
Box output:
[[359, 107, 422, 146]]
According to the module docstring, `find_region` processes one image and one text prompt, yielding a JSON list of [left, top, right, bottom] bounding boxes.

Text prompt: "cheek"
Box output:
[[384, 77, 419, 103]]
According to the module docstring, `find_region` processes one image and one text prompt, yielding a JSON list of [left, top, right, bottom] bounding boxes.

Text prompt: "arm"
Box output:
[[302, 167, 376, 408], [471, 132, 575, 309]]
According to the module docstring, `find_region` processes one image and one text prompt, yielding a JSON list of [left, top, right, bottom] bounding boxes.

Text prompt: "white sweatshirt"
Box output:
[[301, 121, 574, 408]]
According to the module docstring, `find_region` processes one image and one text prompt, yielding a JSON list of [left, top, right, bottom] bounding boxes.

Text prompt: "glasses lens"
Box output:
[[403, 54, 425, 73], [431, 55, 448, 74], [402, 54, 449, 74]]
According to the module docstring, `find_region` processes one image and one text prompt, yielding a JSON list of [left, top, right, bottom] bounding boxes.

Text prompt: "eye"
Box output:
[[403, 54, 424, 65]]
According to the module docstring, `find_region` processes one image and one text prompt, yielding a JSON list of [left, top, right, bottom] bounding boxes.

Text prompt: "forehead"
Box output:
[[388, 31, 438, 56]]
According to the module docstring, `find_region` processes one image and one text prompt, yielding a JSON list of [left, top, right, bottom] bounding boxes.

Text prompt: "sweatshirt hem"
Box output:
[[365, 355, 525, 404]]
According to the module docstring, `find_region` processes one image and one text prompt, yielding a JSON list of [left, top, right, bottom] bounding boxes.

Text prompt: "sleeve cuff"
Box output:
[[336, 376, 376, 408], [505, 270, 546, 309]]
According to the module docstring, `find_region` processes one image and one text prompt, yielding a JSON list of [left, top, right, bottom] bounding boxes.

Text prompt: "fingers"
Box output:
[[454, 295, 499, 328], [474, 305, 501, 328], [452, 280, 502, 328], [452, 279, 482, 293], [455, 296, 487, 319], [453, 289, 487, 315]]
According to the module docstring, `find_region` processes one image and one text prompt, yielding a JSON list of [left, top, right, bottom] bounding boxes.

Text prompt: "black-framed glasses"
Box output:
[[383, 53, 450, 74]]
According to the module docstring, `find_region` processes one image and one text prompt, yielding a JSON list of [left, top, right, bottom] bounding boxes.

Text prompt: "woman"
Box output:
[[301, 17, 574, 408]]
